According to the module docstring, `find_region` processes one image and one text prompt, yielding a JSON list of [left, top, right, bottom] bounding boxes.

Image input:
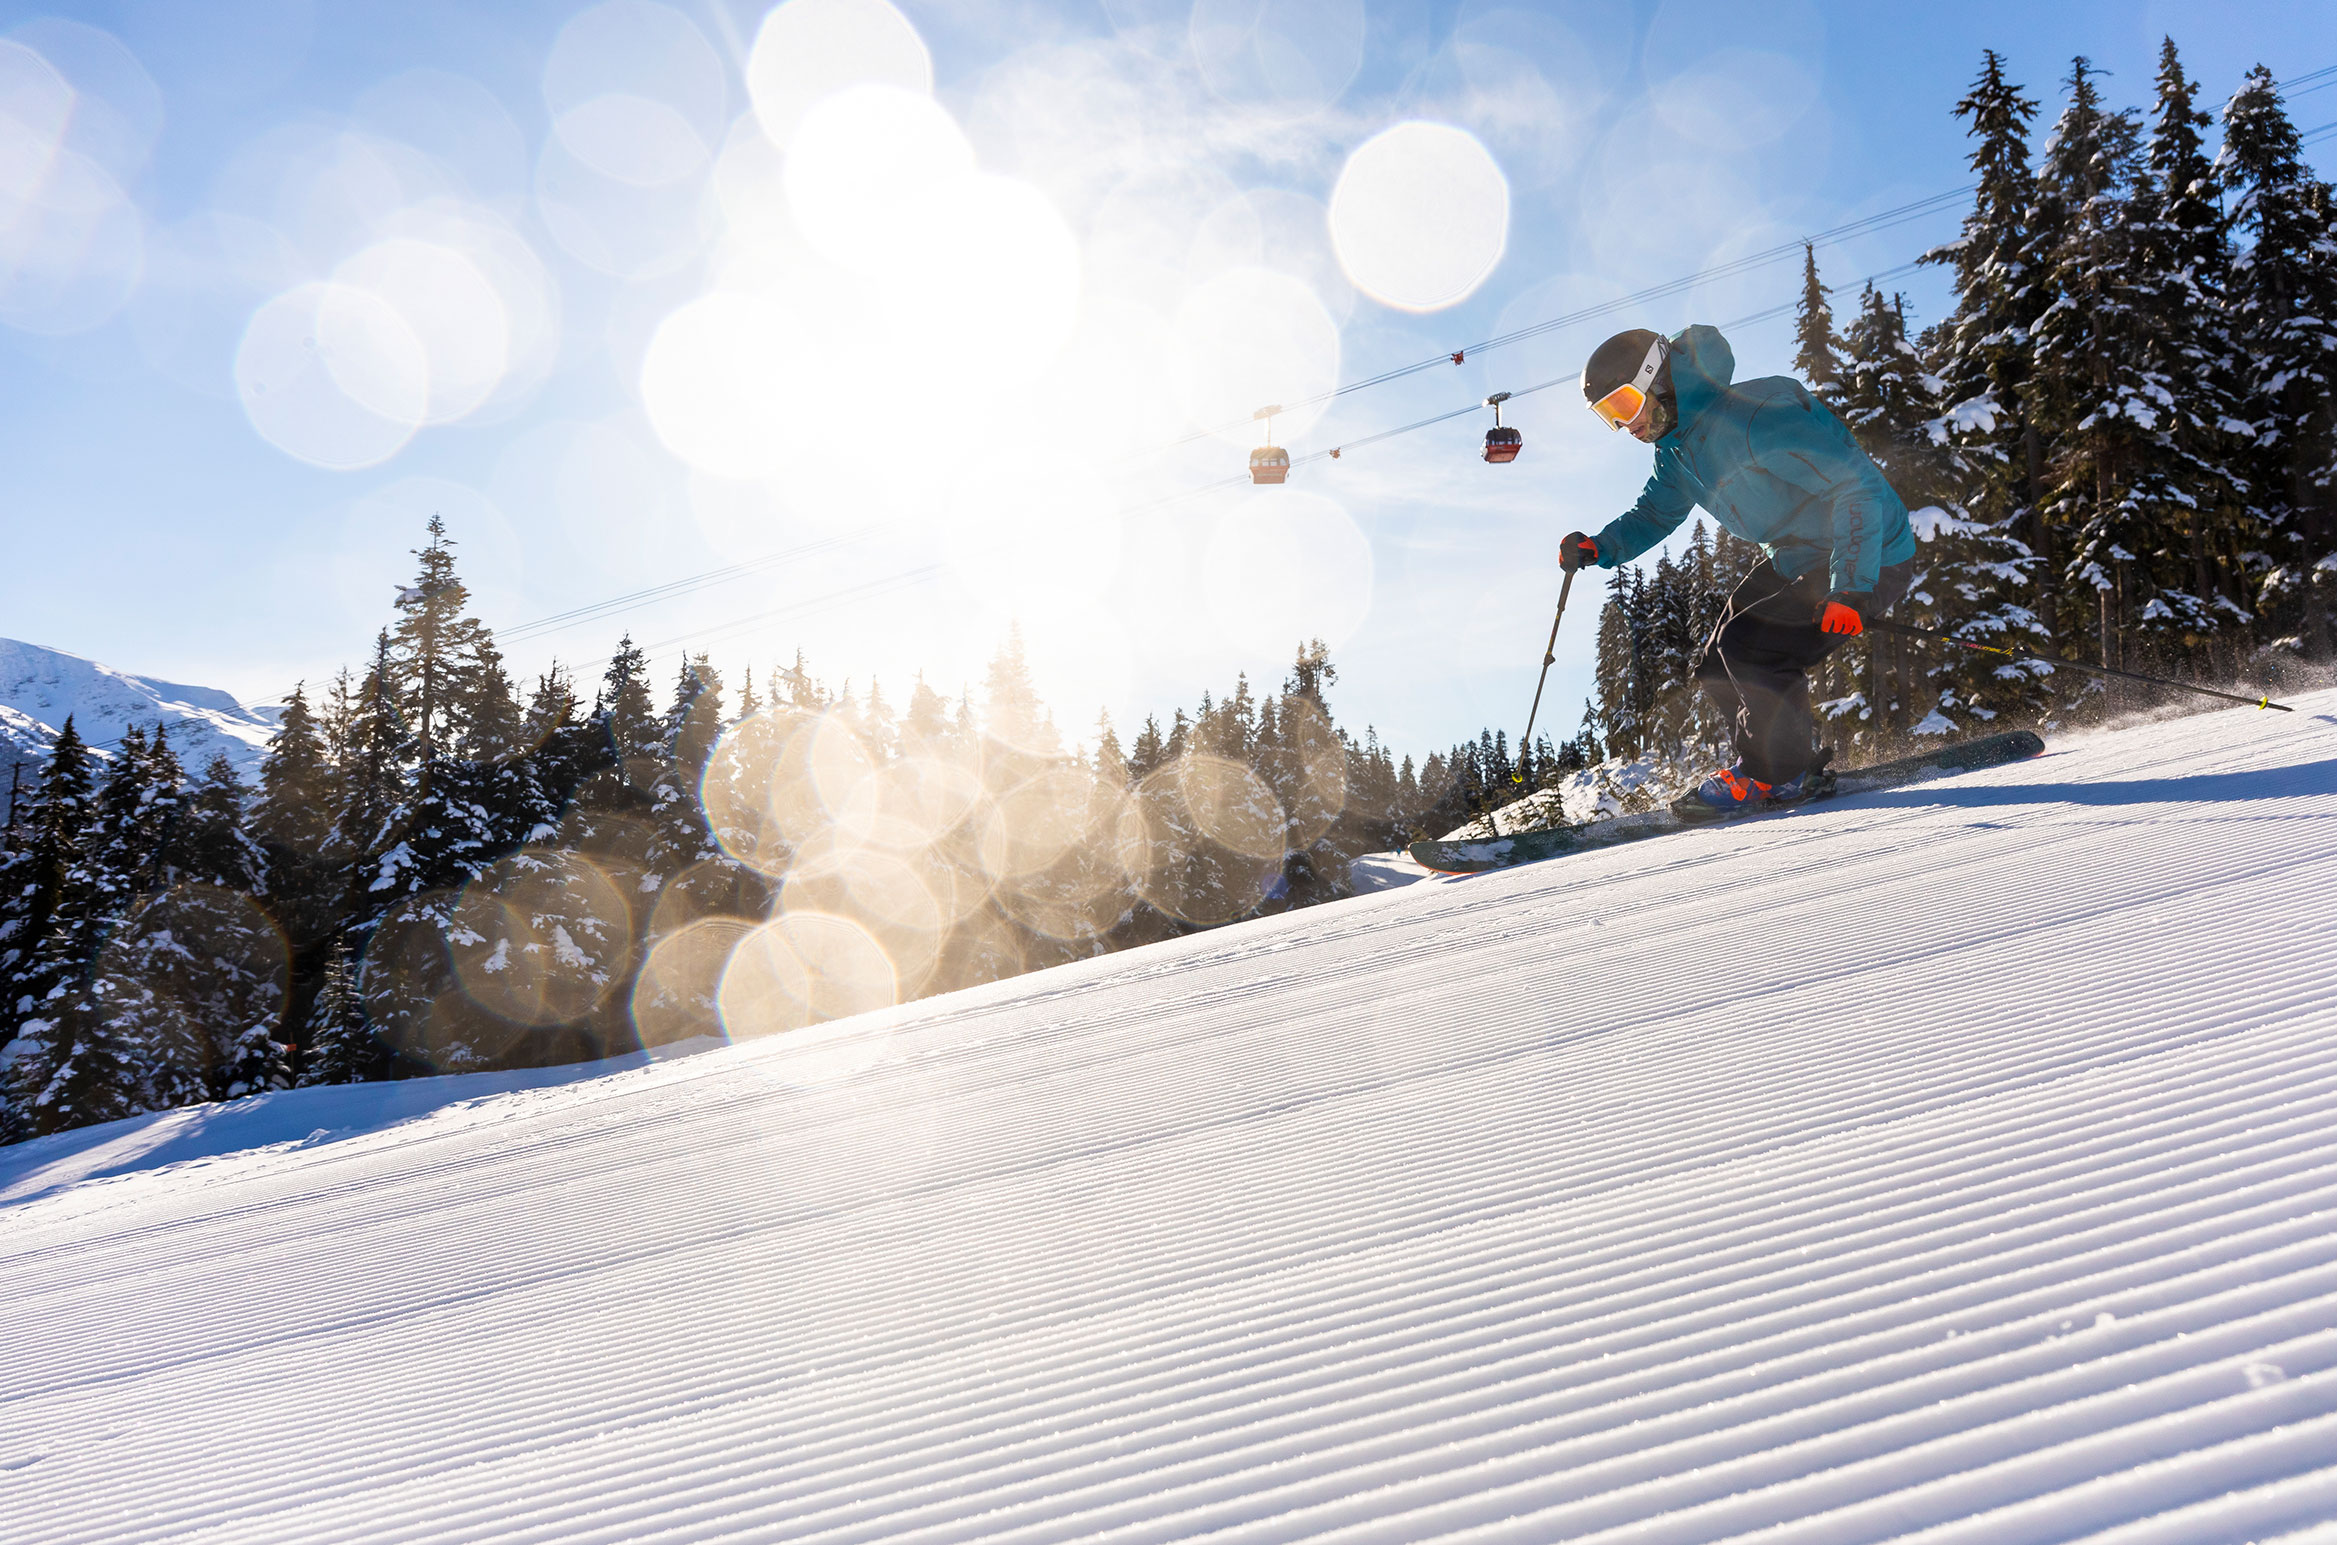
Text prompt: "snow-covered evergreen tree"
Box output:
[[5, 721, 150, 1136], [1921, 50, 2055, 723], [172, 755, 266, 893], [255, 684, 332, 861], [2029, 59, 2158, 679], [97, 877, 289, 1108], [390, 516, 492, 763], [1792, 243, 1841, 399], [383, 526, 518, 901], [1591, 569, 1643, 760], [336, 632, 417, 922], [598, 636, 662, 772], [1, 722, 98, 1136], [902, 672, 952, 754], [2127, 38, 2257, 665], [1926, 51, 2047, 527], [982, 624, 1060, 781], [85, 725, 177, 914], [297, 936, 378, 1087], [521, 664, 593, 824], [103, 754, 289, 1104], [1092, 711, 1126, 788], [1126, 715, 1166, 781], [461, 632, 524, 763], [2216, 64, 2338, 650], [1832, 288, 1975, 738], [640, 656, 762, 953]]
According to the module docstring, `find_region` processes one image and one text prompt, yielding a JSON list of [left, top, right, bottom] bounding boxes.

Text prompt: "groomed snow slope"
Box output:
[[4, 694, 2335, 1545]]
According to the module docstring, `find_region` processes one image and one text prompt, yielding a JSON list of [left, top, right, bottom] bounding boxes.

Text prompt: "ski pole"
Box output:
[[1511, 566, 1577, 784], [1866, 618, 2294, 713]]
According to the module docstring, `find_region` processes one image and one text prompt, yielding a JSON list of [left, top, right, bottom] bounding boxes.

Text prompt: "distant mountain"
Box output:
[[0, 638, 282, 795]]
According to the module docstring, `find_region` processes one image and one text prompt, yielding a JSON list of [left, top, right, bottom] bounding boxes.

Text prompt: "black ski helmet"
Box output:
[[1582, 328, 1666, 403], [1582, 328, 1675, 436]]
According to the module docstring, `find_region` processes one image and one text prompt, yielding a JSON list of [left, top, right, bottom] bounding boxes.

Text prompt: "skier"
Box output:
[[1561, 325, 1919, 813]]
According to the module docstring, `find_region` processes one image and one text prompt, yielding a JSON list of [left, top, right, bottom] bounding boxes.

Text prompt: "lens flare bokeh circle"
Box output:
[[449, 848, 635, 1026]]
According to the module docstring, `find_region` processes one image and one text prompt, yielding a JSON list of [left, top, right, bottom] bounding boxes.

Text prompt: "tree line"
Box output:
[[0, 516, 1572, 1141], [1582, 48, 2333, 764]]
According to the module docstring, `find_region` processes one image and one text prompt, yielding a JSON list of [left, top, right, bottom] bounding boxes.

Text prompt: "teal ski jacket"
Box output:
[[1586, 325, 1917, 595]]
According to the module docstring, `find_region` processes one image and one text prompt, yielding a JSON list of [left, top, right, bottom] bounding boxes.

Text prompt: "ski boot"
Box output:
[[1682, 748, 1836, 820]]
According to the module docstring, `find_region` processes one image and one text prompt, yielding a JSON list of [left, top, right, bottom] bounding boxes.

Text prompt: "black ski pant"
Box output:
[[1692, 556, 1914, 785]]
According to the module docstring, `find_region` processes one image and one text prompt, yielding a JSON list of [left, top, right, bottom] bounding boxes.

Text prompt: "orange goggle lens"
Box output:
[[1590, 381, 1646, 430]]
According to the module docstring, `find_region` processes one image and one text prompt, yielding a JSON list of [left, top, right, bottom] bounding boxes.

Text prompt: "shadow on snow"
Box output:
[[1853, 758, 2335, 812]]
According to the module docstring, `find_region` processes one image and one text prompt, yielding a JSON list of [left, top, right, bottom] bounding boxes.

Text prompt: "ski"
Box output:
[[1408, 729, 2047, 876]]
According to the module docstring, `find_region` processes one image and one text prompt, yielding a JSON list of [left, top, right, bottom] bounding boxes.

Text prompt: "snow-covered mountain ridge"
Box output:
[[2, 693, 2333, 1543], [0, 637, 279, 786]]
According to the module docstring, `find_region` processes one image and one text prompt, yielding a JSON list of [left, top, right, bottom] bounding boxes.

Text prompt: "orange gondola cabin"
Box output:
[[1482, 391, 1521, 463], [1249, 404, 1289, 484]]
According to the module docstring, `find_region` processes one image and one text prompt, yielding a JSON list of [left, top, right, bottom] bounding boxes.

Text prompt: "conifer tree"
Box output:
[[1395, 753, 1422, 821], [1284, 639, 1336, 716], [521, 665, 593, 824], [319, 668, 357, 792], [642, 657, 734, 923], [663, 657, 725, 787], [1792, 243, 1841, 399], [1925, 53, 2048, 578], [62, 732, 264, 1111], [2132, 39, 2257, 661], [2217, 64, 2338, 649], [256, 684, 331, 847], [6, 722, 148, 1136], [598, 636, 662, 768], [390, 516, 493, 762], [451, 630, 545, 863], [85, 726, 173, 912], [150, 756, 286, 1101], [298, 937, 378, 1087], [1092, 711, 1125, 786], [1, 720, 96, 1060], [1920, 52, 2059, 723], [0, 792, 22, 1140], [12, 971, 147, 1136], [1126, 715, 1166, 780], [1834, 288, 1963, 735], [97, 883, 289, 1109], [336, 632, 417, 926], [171, 755, 267, 893], [983, 625, 1058, 767], [462, 633, 525, 763], [1591, 571, 1642, 759], [2030, 60, 2158, 677], [1195, 674, 1255, 761], [776, 649, 826, 712], [857, 676, 898, 763], [566, 639, 661, 944], [903, 672, 952, 751]]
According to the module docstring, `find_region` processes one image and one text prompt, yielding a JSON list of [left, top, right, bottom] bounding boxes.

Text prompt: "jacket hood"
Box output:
[[1664, 325, 1735, 437]]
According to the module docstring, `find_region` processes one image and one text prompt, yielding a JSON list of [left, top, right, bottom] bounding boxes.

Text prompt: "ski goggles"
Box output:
[[1588, 337, 1668, 431]]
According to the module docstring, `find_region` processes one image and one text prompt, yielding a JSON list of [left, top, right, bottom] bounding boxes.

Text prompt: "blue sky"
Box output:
[[0, 0, 2331, 762]]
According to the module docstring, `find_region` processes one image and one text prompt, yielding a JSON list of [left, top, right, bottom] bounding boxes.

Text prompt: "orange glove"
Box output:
[[1818, 597, 1864, 636], [1560, 532, 1600, 572]]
